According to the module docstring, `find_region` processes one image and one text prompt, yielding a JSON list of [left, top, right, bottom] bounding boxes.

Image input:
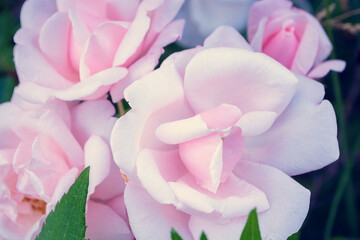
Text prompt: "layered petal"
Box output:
[[244, 75, 339, 175], [184, 48, 298, 114], [86, 201, 132, 240], [234, 161, 310, 239], [125, 183, 191, 240]]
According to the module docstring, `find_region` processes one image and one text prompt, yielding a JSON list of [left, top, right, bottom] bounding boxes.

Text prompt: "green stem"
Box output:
[[323, 0, 356, 239], [345, 181, 358, 236]]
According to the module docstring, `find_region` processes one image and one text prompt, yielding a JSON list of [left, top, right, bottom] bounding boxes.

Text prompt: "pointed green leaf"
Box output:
[[36, 167, 90, 240], [171, 228, 183, 240], [240, 208, 262, 240], [200, 232, 208, 240], [287, 232, 300, 240]]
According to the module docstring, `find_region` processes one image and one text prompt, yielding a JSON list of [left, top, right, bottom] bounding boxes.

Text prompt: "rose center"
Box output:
[[22, 197, 47, 215]]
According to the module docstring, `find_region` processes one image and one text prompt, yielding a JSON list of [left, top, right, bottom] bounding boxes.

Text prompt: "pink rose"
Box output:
[[0, 97, 132, 239], [111, 26, 339, 239], [247, 0, 345, 78], [14, 0, 184, 103], [176, 0, 255, 47]]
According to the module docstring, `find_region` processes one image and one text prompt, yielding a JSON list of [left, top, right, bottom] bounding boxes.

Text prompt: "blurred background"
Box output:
[[0, 0, 359, 239]]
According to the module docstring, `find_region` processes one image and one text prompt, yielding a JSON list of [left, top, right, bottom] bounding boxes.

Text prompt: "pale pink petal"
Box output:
[[13, 142, 31, 174], [37, 110, 84, 168], [111, 64, 193, 177], [136, 149, 186, 204], [235, 111, 277, 137], [57, 0, 107, 16], [39, 12, 76, 80], [112, 11, 150, 66], [124, 183, 192, 240], [203, 25, 252, 50], [262, 20, 300, 69], [55, 67, 128, 101], [68, 9, 90, 47], [302, 9, 333, 64], [250, 18, 267, 52], [28, 134, 70, 198], [46, 167, 78, 213], [221, 128, 244, 182], [86, 200, 132, 240], [290, 22, 319, 75], [14, 45, 73, 90], [161, 47, 202, 79], [110, 19, 185, 102], [106, 0, 140, 21], [106, 194, 128, 224], [189, 216, 246, 240], [20, 0, 57, 30], [155, 115, 210, 145], [247, 0, 292, 41], [71, 100, 116, 146], [234, 161, 310, 239], [244, 75, 339, 175], [84, 135, 111, 196], [68, 9, 90, 71], [156, 103, 240, 146], [179, 133, 223, 193], [169, 173, 269, 220], [22, 169, 46, 200], [184, 48, 298, 114], [0, 214, 29, 239], [307, 60, 346, 79], [91, 158, 125, 200], [200, 104, 242, 130], [84, 22, 128, 75], [13, 83, 55, 104], [151, 0, 184, 32]]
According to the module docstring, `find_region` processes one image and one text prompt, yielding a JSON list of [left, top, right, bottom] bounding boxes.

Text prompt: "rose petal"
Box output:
[[71, 100, 116, 146], [55, 67, 128, 101], [86, 200, 132, 240], [184, 48, 298, 114], [247, 0, 292, 41], [20, 0, 57, 30], [136, 149, 186, 204], [111, 64, 193, 177], [235, 111, 277, 137], [179, 133, 223, 193], [84, 135, 112, 196], [234, 160, 310, 239], [244, 74, 339, 175], [204, 25, 252, 50], [124, 183, 192, 240], [169, 173, 269, 220], [307, 59, 346, 79]]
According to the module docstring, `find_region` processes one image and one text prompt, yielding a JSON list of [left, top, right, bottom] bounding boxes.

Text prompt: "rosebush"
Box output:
[[111, 26, 339, 240]]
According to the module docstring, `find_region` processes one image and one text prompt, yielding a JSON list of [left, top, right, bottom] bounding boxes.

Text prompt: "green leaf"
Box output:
[[0, 75, 16, 103], [240, 208, 262, 240], [171, 228, 183, 240], [287, 232, 300, 240], [200, 232, 208, 240], [36, 167, 90, 240]]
